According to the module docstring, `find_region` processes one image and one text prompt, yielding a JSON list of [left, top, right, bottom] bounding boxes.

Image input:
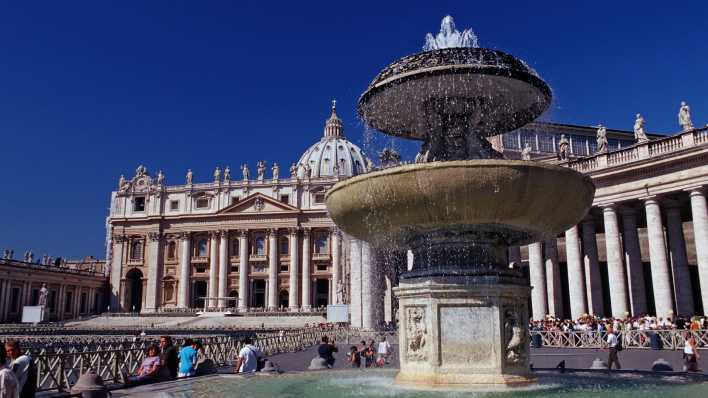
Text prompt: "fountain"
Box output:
[[326, 16, 596, 387]]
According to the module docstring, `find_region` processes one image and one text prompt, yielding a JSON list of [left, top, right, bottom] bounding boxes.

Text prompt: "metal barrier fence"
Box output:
[[530, 329, 708, 350]]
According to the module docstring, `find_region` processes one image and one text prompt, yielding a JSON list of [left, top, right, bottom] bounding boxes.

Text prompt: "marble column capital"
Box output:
[[642, 196, 661, 206], [600, 203, 618, 212], [687, 187, 706, 198], [237, 229, 249, 238], [302, 227, 312, 237], [112, 235, 127, 243], [147, 232, 163, 242], [208, 230, 221, 239], [288, 227, 300, 236], [219, 229, 229, 237], [267, 228, 279, 237], [178, 232, 191, 241]]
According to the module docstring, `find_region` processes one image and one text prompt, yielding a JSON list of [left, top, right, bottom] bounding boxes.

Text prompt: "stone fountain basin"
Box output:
[[326, 160, 595, 247]]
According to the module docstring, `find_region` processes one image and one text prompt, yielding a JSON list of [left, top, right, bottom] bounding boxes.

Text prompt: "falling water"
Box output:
[[423, 15, 479, 51]]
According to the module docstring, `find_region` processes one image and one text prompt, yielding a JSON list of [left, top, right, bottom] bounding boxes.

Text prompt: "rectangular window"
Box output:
[[170, 200, 180, 211], [133, 197, 146, 212], [316, 264, 328, 271], [231, 196, 240, 205], [280, 264, 288, 272], [196, 267, 206, 273], [196, 198, 209, 209], [314, 193, 326, 204], [280, 194, 289, 204], [65, 292, 73, 313]]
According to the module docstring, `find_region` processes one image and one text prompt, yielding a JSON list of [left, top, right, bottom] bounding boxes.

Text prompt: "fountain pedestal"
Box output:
[[394, 280, 532, 387]]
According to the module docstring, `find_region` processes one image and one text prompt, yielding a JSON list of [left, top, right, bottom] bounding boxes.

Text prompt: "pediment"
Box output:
[[218, 193, 300, 214]]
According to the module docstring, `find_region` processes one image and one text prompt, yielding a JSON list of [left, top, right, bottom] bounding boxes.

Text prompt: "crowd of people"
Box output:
[[315, 335, 393, 369], [529, 314, 708, 332]]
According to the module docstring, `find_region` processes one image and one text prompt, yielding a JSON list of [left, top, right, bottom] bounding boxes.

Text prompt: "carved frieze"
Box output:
[[406, 306, 428, 362]]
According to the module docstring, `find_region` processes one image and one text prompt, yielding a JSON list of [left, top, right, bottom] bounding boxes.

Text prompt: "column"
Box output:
[[288, 228, 299, 310], [207, 231, 219, 308], [508, 246, 521, 267], [144, 232, 162, 312], [361, 241, 377, 330], [620, 208, 648, 316], [331, 228, 342, 304], [218, 230, 229, 308], [0, 280, 8, 322], [602, 205, 629, 317], [666, 205, 694, 316], [565, 226, 587, 318], [582, 219, 605, 315], [689, 189, 708, 315], [238, 230, 249, 310], [528, 242, 547, 320], [177, 232, 191, 308], [268, 229, 278, 310], [301, 228, 312, 310], [644, 197, 674, 318], [109, 236, 125, 311], [349, 238, 363, 328], [544, 239, 563, 317], [57, 285, 66, 321]]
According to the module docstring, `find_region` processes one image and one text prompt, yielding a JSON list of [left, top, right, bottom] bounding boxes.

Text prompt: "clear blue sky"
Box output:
[[1, 1, 707, 259]]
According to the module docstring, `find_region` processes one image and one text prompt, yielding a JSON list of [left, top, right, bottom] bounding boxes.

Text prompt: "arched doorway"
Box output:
[[125, 268, 143, 312], [252, 280, 266, 308], [279, 290, 289, 308], [314, 279, 329, 308]]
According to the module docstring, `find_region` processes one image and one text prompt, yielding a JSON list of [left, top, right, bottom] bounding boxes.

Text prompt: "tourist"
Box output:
[[158, 336, 178, 381], [132, 344, 161, 383], [316, 336, 337, 368], [363, 340, 376, 368], [376, 336, 392, 366], [605, 327, 621, 370], [236, 337, 263, 373], [347, 346, 360, 368], [4, 340, 36, 398], [683, 335, 700, 372], [177, 339, 198, 378], [0, 343, 19, 398]]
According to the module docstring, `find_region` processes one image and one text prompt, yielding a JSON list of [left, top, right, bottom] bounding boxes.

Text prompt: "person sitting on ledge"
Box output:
[[129, 344, 161, 384], [347, 346, 360, 368], [236, 337, 263, 373], [157, 336, 178, 381], [317, 336, 337, 368], [178, 339, 198, 378]]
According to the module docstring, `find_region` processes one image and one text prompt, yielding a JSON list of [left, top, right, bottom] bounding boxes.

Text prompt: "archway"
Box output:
[[125, 268, 143, 312]]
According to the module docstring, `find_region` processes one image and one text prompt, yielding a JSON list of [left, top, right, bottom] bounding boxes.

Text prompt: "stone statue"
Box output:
[[241, 164, 250, 181], [302, 162, 311, 179], [118, 175, 127, 191], [224, 166, 231, 182], [415, 141, 431, 163], [365, 158, 375, 172], [290, 163, 298, 178], [156, 170, 165, 186], [521, 143, 532, 160], [272, 162, 280, 180], [2, 249, 9, 259], [38, 283, 49, 307], [257, 160, 266, 181], [27, 251, 33, 263], [335, 280, 345, 304], [678, 101, 693, 132], [596, 124, 608, 153], [558, 134, 570, 160], [504, 309, 525, 364], [213, 166, 221, 182], [634, 114, 649, 143], [186, 169, 193, 185], [135, 165, 147, 177]]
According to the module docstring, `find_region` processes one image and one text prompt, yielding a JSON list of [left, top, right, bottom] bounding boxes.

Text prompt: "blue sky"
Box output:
[[1, 1, 707, 258]]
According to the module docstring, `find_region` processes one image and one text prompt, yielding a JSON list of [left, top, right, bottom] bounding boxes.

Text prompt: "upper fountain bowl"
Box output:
[[358, 48, 552, 139]]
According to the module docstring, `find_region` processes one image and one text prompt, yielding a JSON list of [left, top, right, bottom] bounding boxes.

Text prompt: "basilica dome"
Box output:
[[296, 102, 371, 178]]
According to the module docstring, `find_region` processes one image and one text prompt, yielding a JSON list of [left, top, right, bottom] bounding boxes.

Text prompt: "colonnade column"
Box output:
[[238, 230, 249, 310], [644, 197, 674, 319], [331, 228, 342, 304], [301, 228, 312, 310], [602, 205, 629, 317], [109, 236, 125, 311], [144, 232, 162, 312], [528, 242, 547, 320], [208, 231, 219, 309], [666, 205, 694, 315], [177, 232, 191, 308], [268, 229, 278, 310], [544, 239, 563, 317], [689, 188, 708, 315], [582, 219, 605, 315], [218, 230, 229, 308], [288, 228, 299, 310], [565, 226, 587, 319], [620, 208, 647, 316]]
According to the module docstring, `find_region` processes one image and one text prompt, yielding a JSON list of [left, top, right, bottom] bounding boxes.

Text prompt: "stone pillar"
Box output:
[[508, 246, 521, 267], [349, 238, 362, 328], [620, 208, 648, 316], [602, 205, 629, 317], [238, 230, 249, 310], [544, 239, 563, 317], [177, 232, 191, 308], [218, 230, 229, 308], [207, 231, 219, 309], [565, 226, 587, 318], [331, 228, 342, 304], [109, 236, 125, 311], [644, 197, 674, 318], [144, 232, 162, 312], [288, 228, 299, 310], [582, 219, 605, 316], [301, 228, 312, 310], [268, 229, 278, 310], [0, 280, 8, 322], [666, 205, 694, 316], [528, 242, 547, 320], [689, 189, 708, 315]]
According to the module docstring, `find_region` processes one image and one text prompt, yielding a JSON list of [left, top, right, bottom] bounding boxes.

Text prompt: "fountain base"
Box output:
[[394, 280, 532, 388]]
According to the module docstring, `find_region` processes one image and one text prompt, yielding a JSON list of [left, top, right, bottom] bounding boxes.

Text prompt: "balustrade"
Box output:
[[530, 329, 707, 350]]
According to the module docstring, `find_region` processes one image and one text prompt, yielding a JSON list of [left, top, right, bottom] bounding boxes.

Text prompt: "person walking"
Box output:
[[683, 335, 700, 372], [0, 343, 19, 398], [177, 339, 198, 378], [605, 327, 621, 370]]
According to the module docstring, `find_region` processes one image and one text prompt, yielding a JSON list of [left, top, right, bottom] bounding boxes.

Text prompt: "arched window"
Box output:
[[130, 240, 143, 261], [197, 239, 208, 257], [279, 237, 289, 255], [314, 233, 328, 255], [255, 236, 265, 256], [167, 241, 176, 260]]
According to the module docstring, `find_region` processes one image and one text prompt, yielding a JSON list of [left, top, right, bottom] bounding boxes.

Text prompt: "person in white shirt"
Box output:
[[235, 338, 262, 373], [376, 336, 392, 365], [0, 345, 19, 398], [683, 336, 700, 372], [605, 327, 621, 370]]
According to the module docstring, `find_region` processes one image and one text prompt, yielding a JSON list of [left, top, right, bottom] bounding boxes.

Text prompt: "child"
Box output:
[[348, 346, 360, 368]]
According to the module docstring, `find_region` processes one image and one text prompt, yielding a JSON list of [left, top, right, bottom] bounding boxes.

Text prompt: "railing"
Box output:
[[530, 329, 708, 350], [567, 126, 708, 173], [0, 258, 105, 277]]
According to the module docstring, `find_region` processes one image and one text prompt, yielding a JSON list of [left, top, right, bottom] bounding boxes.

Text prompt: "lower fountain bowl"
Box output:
[[326, 160, 595, 247]]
